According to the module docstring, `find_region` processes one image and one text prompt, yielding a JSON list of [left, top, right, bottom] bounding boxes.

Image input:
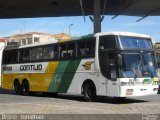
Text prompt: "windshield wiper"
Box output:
[[132, 61, 142, 79]]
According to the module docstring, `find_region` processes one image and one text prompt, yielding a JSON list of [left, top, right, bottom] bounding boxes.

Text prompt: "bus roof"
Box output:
[[70, 31, 151, 40], [95, 31, 151, 38]]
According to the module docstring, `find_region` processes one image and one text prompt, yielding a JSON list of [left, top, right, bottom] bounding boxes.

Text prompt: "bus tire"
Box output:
[[22, 81, 30, 96], [13, 80, 21, 95], [83, 82, 96, 102]]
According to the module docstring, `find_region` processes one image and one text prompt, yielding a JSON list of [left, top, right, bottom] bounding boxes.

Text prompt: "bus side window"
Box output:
[[100, 52, 117, 80], [30, 47, 43, 61], [43, 47, 48, 59], [2, 51, 8, 64], [68, 43, 75, 58], [43, 46, 55, 60], [6, 50, 18, 63], [49, 50, 54, 59], [20, 49, 30, 62], [86, 40, 95, 56], [77, 41, 86, 57], [107, 53, 117, 81], [30, 48, 36, 61], [59, 44, 67, 59], [54, 45, 58, 59], [12, 50, 18, 63], [25, 50, 30, 61], [37, 48, 43, 60], [3, 50, 18, 64], [99, 35, 117, 49], [77, 39, 95, 58]]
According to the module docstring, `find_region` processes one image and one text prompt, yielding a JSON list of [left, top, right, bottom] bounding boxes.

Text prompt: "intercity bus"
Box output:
[[156, 52, 160, 76], [1, 32, 159, 101], [155, 43, 160, 77]]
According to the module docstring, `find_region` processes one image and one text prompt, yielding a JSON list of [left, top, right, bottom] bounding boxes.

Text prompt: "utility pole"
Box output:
[[69, 24, 73, 36], [94, 0, 101, 33]]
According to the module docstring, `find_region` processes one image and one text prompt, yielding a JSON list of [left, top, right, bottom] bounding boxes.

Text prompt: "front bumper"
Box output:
[[119, 85, 158, 97]]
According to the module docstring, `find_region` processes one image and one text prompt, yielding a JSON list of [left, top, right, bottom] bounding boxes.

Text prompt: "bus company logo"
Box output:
[[20, 64, 43, 71], [82, 61, 94, 70]]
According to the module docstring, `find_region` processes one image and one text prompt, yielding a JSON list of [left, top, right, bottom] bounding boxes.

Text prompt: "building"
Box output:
[[52, 33, 71, 40], [6, 32, 56, 46], [0, 38, 6, 46], [5, 32, 71, 46], [155, 42, 160, 49]]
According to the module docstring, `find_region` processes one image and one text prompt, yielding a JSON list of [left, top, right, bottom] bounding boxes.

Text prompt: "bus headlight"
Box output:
[[153, 88, 158, 91], [152, 77, 160, 85], [152, 81, 158, 85]]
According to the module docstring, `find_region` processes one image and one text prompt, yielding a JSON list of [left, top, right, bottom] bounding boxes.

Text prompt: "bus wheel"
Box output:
[[22, 81, 30, 96], [83, 83, 96, 102], [13, 80, 21, 95]]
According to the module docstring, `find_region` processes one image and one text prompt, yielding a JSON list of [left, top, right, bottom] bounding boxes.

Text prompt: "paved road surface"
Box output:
[[0, 88, 159, 120]]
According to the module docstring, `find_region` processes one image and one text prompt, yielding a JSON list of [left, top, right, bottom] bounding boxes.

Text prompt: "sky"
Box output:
[[0, 15, 160, 42]]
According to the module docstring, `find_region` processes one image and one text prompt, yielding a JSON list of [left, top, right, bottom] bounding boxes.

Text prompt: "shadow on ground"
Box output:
[[0, 88, 14, 94], [44, 94, 149, 104], [0, 88, 149, 104]]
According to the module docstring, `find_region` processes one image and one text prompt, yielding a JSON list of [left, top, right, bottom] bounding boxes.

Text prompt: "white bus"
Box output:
[[0, 45, 5, 87], [1, 32, 159, 101]]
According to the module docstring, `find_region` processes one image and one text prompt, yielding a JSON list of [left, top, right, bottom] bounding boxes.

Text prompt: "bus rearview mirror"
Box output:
[[117, 54, 122, 67]]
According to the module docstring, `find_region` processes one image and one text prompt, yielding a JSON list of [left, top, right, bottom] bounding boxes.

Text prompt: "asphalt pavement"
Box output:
[[0, 88, 160, 120]]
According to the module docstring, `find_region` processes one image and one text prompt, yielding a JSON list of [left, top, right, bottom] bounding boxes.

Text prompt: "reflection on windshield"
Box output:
[[142, 53, 156, 77], [121, 53, 140, 78], [120, 36, 152, 49], [121, 52, 156, 78]]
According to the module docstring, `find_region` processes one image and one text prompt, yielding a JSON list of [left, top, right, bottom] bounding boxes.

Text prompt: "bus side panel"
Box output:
[[2, 61, 59, 92], [2, 74, 13, 89], [48, 59, 81, 93], [67, 58, 99, 95], [2, 73, 29, 90], [29, 73, 48, 92], [29, 61, 59, 92]]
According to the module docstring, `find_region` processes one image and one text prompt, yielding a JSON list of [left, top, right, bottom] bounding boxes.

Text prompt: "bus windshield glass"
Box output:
[[121, 52, 156, 78], [119, 36, 152, 49]]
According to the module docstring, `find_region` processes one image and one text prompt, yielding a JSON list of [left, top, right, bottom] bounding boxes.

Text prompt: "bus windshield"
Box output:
[[121, 52, 156, 78], [119, 36, 152, 49]]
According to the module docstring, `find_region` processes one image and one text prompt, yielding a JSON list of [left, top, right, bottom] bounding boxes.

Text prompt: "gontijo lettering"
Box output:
[[20, 64, 42, 71]]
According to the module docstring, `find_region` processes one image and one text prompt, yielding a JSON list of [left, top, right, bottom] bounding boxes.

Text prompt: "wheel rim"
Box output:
[[13, 82, 20, 94], [85, 84, 96, 100], [87, 86, 93, 98], [22, 82, 29, 95]]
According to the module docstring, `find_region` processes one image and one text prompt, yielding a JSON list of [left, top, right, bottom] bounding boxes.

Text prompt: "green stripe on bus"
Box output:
[[48, 61, 69, 92], [57, 60, 81, 92], [48, 60, 81, 93]]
